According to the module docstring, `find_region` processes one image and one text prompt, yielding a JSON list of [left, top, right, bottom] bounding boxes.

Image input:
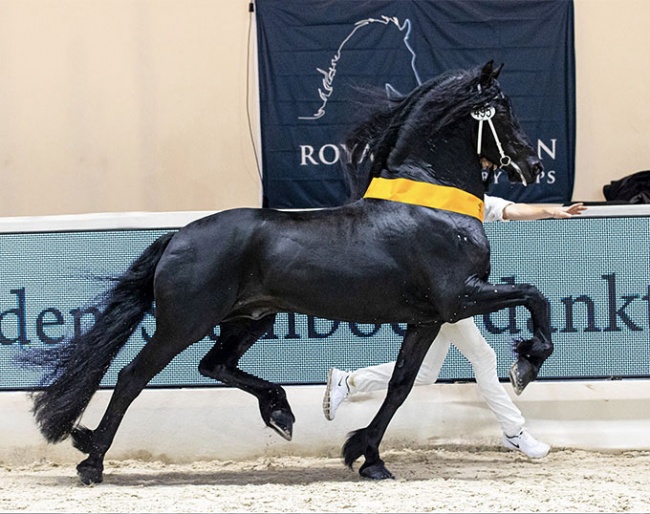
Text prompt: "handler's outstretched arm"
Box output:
[[502, 202, 586, 221]]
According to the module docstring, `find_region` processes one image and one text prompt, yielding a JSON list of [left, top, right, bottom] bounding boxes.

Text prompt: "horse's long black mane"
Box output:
[[344, 66, 499, 201]]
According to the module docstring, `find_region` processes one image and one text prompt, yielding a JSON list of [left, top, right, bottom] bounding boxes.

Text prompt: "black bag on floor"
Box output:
[[603, 170, 650, 203]]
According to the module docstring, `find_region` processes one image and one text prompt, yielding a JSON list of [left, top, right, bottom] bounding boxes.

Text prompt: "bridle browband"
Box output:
[[470, 100, 528, 186]]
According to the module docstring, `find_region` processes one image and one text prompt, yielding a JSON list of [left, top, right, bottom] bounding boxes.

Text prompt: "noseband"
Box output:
[[471, 104, 528, 186]]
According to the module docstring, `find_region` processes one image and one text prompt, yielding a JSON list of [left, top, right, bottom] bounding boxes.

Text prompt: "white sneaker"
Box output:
[[502, 429, 550, 459], [323, 368, 350, 421]]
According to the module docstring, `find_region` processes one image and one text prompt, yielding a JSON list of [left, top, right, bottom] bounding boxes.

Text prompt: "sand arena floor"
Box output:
[[1, 446, 649, 513]]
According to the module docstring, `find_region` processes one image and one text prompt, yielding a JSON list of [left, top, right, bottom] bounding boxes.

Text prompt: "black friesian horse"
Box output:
[[23, 61, 552, 484]]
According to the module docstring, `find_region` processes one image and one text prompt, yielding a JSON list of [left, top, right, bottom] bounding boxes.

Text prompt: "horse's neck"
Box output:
[[434, 153, 485, 197], [384, 125, 484, 199]]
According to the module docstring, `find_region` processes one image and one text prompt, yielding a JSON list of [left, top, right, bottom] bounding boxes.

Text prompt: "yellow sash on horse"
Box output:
[[363, 177, 484, 221]]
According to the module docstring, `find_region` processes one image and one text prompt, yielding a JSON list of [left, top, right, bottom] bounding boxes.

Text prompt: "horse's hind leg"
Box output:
[[198, 315, 295, 440], [72, 331, 194, 485], [343, 323, 441, 479]]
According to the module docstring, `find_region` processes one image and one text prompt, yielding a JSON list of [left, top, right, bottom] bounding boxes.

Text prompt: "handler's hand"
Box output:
[[549, 202, 586, 218]]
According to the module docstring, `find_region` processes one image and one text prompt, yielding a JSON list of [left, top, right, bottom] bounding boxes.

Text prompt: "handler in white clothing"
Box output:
[[323, 194, 586, 459]]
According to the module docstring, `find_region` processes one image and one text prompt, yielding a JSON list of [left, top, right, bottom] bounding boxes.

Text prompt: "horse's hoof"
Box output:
[[509, 358, 536, 395], [76, 459, 103, 485], [359, 463, 395, 480], [268, 410, 293, 441]]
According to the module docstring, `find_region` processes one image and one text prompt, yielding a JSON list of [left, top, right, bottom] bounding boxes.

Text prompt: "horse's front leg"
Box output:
[[343, 323, 441, 480], [458, 279, 553, 394], [198, 316, 295, 440], [508, 286, 552, 395]]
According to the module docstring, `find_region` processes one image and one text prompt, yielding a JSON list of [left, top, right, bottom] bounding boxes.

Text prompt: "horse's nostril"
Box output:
[[533, 161, 544, 175]]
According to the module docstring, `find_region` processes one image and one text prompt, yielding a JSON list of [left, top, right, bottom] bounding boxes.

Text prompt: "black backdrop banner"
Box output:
[[255, 0, 575, 208]]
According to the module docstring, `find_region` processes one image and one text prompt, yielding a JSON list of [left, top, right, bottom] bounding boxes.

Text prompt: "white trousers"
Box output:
[[349, 317, 525, 436]]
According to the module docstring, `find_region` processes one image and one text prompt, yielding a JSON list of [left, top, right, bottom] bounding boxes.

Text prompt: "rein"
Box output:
[[471, 104, 528, 186]]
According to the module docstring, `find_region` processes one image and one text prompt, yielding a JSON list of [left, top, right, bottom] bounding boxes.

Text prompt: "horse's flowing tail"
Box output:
[[21, 232, 174, 444]]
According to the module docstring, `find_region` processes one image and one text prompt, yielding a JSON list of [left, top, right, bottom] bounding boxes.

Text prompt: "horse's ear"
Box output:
[[478, 60, 495, 89], [493, 63, 504, 80]]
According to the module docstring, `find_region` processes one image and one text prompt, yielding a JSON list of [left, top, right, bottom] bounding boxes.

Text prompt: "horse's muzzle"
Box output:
[[509, 157, 543, 185], [529, 159, 544, 178]]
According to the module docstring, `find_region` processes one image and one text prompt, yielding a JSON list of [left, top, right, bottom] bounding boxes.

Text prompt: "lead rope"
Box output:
[[471, 106, 527, 186]]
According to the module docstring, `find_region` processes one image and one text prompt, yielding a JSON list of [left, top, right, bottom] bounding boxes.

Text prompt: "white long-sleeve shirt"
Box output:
[[484, 195, 514, 223]]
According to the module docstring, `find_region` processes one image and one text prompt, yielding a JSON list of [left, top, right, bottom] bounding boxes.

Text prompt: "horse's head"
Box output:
[[343, 61, 544, 201], [470, 61, 543, 186]]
